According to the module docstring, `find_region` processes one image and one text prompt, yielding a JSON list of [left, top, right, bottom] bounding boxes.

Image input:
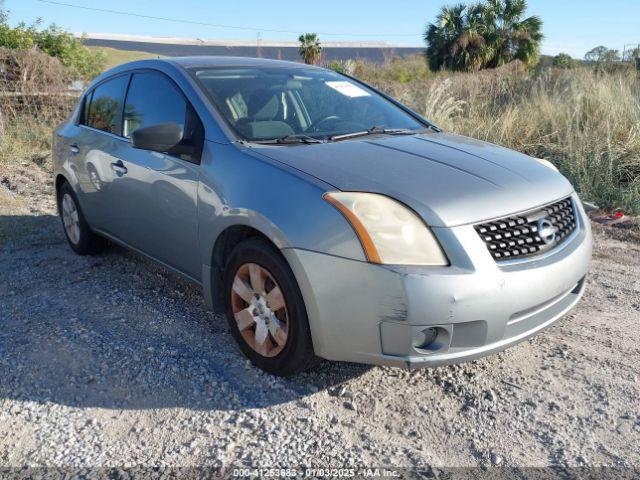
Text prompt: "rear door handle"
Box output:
[[70, 143, 79, 154], [110, 160, 128, 175]]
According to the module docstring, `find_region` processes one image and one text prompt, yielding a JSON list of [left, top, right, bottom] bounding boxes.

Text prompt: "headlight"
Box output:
[[534, 157, 559, 172], [323, 192, 448, 266]]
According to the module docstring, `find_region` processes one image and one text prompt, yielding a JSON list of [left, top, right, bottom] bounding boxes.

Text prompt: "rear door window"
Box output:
[[85, 75, 129, 135], [123, 71, 187, 138]]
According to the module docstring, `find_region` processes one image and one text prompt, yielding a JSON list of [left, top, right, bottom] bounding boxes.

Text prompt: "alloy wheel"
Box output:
[[61, 193, 81, 245]]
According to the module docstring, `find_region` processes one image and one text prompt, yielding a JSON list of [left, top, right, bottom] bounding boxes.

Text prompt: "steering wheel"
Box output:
[[307, 115, 342, 133]]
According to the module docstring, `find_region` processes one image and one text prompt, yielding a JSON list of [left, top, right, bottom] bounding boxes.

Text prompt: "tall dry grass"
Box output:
[[370, 64, 640, 212]]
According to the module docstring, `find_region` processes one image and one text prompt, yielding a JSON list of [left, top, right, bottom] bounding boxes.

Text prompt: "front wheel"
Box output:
[[222, 238, 318, 376]]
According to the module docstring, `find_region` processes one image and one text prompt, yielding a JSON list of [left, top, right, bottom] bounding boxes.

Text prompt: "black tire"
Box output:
[[57, 182, 107, 255], [222, 237, 319, 376]]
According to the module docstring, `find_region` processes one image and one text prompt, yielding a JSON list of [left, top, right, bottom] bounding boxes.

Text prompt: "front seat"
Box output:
[[236, 90, 294, 139]]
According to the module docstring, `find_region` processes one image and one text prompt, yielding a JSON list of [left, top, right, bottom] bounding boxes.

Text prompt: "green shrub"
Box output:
[[552, 53, 575, 69], [34, 26, 105, 79], [0, 10, 35, 49], [353, 55, 433, 83], [0, 8, 104, 79], [326, 60, 349, 74]]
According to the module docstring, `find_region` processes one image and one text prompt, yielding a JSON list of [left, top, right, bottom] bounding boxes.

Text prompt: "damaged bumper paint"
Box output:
[[282, 196, 592, 369]]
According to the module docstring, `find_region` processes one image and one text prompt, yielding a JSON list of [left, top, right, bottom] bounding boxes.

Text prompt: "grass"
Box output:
[[87, 46, 161, 70], [1, 53, 639, 213], [0, 115, 57, 168]]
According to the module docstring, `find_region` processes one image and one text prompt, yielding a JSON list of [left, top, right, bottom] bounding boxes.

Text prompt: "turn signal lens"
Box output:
[[324, 192, 448, 266]]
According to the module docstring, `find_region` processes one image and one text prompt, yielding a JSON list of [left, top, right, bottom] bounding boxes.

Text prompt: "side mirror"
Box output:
[[131, 123, 195, 156]]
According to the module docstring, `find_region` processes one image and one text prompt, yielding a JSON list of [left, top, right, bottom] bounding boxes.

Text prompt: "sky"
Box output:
[[4, 0, 640, 58]]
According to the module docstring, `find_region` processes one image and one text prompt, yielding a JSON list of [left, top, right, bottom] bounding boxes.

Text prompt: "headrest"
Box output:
[[247, 90, 280, 121]]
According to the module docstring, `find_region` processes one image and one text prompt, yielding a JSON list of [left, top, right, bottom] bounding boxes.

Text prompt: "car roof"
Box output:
[[105, 56, 319, 72], [166, 56, 317, 69], [90, 56, 326, 91]]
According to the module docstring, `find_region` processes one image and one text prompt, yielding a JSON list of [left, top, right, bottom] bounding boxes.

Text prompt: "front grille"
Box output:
[[474, 197, 577, 261]]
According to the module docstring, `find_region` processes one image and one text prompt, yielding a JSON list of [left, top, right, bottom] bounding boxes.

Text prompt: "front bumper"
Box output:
[[283, 194, 592, 369]]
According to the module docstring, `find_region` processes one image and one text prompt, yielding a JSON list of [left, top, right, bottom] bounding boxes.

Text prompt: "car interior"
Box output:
[[194, 69, 387, 140]]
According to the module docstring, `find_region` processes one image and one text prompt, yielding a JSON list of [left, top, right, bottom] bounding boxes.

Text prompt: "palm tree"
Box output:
[[424, 0, 543, 71], [482, 0, 543, 68], [298, 33, 322, 65], [424, 4, 468, 71], [424, 3, 492, 71]]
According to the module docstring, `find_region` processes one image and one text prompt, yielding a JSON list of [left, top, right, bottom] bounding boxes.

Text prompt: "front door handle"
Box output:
[[70, 143, 79, 154], [110, 160, 128, 175]]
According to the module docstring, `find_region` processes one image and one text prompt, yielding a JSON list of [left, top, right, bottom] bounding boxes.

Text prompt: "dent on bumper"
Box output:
[[282, 205, 592, 369]]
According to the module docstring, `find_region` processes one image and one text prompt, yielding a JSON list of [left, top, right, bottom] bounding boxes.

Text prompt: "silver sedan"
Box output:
[[52, 57, 591, 375]]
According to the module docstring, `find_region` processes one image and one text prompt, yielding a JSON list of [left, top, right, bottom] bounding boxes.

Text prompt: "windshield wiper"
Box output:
[[330, 125, 417, 142], [252, 134, 324, 145]]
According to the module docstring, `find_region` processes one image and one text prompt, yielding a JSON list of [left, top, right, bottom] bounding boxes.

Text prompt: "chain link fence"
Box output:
[[0, 47, 79, 136]]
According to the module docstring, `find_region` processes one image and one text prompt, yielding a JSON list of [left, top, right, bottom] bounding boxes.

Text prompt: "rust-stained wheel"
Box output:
[[222, 238, 319, 375], [231, 263, 289, 358]]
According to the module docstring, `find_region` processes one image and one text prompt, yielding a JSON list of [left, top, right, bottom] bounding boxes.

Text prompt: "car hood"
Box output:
[[252, 131, 574, 227]]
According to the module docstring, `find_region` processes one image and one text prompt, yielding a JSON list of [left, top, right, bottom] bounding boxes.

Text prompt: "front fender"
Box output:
[[197, 142, 367, 311], [197, 142, 367, 267]]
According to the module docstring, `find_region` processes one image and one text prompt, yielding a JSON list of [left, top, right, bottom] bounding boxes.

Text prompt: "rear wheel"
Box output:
[[58, 182, 107, 255], [222, 238, 318, 375]]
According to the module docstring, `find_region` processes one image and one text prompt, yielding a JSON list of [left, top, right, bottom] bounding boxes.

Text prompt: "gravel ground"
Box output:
[[1, 164, 639, 473]]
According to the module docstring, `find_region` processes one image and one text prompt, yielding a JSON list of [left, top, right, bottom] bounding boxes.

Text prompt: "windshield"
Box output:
[[190, 66, 425, 142]]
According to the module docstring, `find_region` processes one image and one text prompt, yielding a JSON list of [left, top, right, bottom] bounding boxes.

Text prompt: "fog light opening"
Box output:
[[412, 327, 438, 350]]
